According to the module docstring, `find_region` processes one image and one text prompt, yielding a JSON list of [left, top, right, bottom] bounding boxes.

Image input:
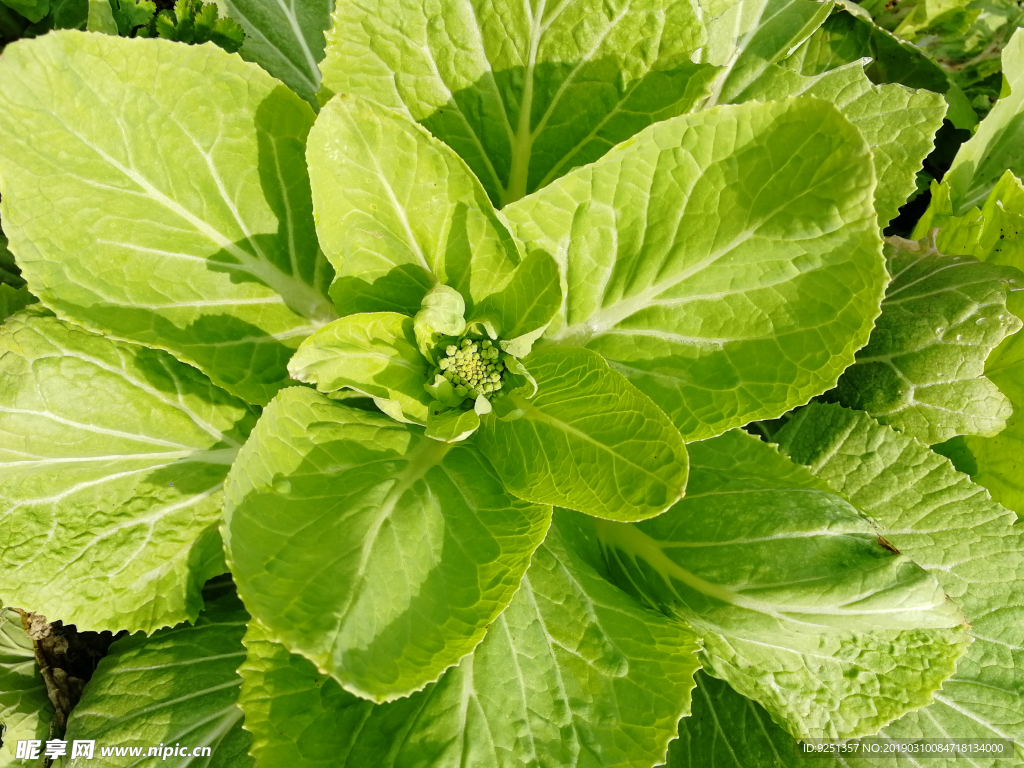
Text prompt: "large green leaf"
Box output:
[[238, 512, 702, 768], [0, 311, 257, 633], [318, 0, 717, 207], [288, 312, 432, 424], [834, 236, 1022, 444], [699, 0, 833, 106], [476, 346, 688, 522], [0, 32, 337, 406], [0, 0, 48, 23], [306, 93, 523, 318], [0, 609, 52, 768], [64, 579, 253, 767], [740, 62, 947, 226], [503, 96, 886, 441], [944, 29, 1024, 213], [776, 403, 1024, 764], [595, 429, 967, 740], [215, 0, 333, 104], [223, 387, 550, 702]]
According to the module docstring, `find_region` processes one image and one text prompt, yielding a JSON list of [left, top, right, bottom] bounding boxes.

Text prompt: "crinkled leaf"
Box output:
[[214, 0, 332, 104], [834, 236, 1022, 444], [0, 32, 337, 406], [414, 284, 467, 358], [741, 61, 947, 226], [0, 311, 257, 633], [319, 0, 717, 207], [780, 10, 977, 129], [237, 512, 701, 768], [776, 402, 1024, 762], [476, 347, 689, 522], [288, 312, 431, 425], [467, 250, 561, 341], [596, 428, 967, 740], [0, 609, 52, 768], [307, 93, 522, 318], [700, 0, 833, 106], [223, 387, 550, 702], [64, 580, 253, 767], [503, 96, 886, 440], [944, 29, 1024, 213]]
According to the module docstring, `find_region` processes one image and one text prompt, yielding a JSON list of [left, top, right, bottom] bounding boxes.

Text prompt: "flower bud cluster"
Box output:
[[438, 338, 505, 399]]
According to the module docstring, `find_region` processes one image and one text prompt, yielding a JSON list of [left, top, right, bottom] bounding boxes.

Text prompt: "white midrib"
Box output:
[[64, 122, 336, 324], [594, 520, 952, 622], [502, 0, 547, 206]]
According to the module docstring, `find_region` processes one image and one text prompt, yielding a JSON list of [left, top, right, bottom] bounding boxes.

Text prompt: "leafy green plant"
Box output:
[[0, 1, 1021, 767]]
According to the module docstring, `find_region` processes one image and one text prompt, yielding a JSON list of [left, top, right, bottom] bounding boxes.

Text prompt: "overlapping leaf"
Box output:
[[741, 61, 947, 225], [0, 31, 337, 405], [595, 429, 967, 740], [775, 403, 1024, 764], [0, 310, 257, 632], [476, 347, 689, 522], [504, 96, 886, 440], [64, 579, 253, 767], [319, 0, 717, 206], [223, 387, 550, 702], [306, 94, 523, 318], [0, 609, 52, 768], [238, 513, 702, 767], [834, 236, 1022, 444]]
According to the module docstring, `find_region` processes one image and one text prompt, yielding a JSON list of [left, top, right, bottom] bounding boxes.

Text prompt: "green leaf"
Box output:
[[425, 405, 480, 443], [0, 285, 35, 323], [466, 249, 561, 341], [0, 32, 337, 406], [64, 579, 253, 767], [596, 428, 967, 740], [740, 61, 947, 226], [307, 93, 523, 318], [109, 0, 154, 35], [699, 0, 833, 106], [85, 0, 116, 32], [223, 387, 550, 702], [834, 236, 1023, 444], [0, 609, 53, 768], [414, 284, 467, 358], [776, 403, 1024, 762], [0, 230, 23, 289], [944, 29, 1024, 213], [319, 0, 717, 207], [214, 0, 332, 104], [287, 312, 432, 425], [503, 96, 886, 440], [237, 512, 702, 768], [0, 311, 257, 633], [0, 0, 48, 24], [476, 347, 689, 522]]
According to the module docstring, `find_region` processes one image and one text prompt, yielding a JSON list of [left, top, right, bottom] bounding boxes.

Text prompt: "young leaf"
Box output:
[[213, 0, 332, 104], [0, 609, 53, 767], [306, 93, 523, 318], [776, 403, 1024, 760], [223, 387, 550, 702], [0, 311, 257, 633], [466, 249, 561, 342], [834, 236, 1022, 444], [63, 580, 253, 767], [699, 0, 834, 106], [503, 96, 886, 440], [425, 406, 480, 443], [0, 32, 336, 406], [287, 312, 432, 425], [319, 0, 717, 206], [943, 29, 1024, 213], [476, 347, 689, 522], [595, 429, 967, 740], [740, 61, 947, 226], [237, 513, 702, 768]]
